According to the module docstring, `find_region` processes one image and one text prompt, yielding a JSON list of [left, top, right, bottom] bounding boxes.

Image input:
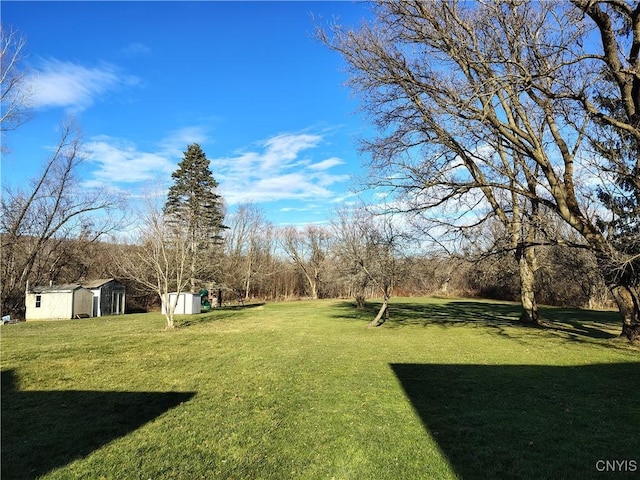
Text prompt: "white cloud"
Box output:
[[157, 126, 211, 157], [238, 133, 323, 172], [27, 58, 138, 111], [212, 132, 349, 206], [85, 136, 175, 185], [82, 130, 350, 219], [308, 157, 345, 171], [84, 125, 214, 191], [317, 173, 350, 187], [280, 206, 313, 212], [263, 133, 322, 161], [330, 192, 360, 204]]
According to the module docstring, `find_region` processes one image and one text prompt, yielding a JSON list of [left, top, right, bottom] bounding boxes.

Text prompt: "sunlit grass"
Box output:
[[2, 298, 638, 479]]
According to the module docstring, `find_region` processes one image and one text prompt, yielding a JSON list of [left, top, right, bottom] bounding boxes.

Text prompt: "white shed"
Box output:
[[161, 292, 201, 315], [25, 284, 94, 320]]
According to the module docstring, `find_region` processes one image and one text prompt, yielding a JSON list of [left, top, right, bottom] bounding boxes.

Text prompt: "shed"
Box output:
[[161, 292, 201, 315], [25, 284, 94, 320], [82, 278, 126, 317]]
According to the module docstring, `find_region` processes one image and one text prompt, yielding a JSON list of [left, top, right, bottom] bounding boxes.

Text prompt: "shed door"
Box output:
[[92, 296, 99, 317]]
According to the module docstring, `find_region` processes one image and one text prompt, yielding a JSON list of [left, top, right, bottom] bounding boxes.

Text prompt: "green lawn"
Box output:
[[1, 297, 638, 480]]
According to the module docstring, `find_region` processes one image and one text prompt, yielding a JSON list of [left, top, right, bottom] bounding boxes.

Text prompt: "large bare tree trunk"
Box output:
[[516, 244, 540, 325], [610, 285, 640, 342], [515, 190, 540, 325]]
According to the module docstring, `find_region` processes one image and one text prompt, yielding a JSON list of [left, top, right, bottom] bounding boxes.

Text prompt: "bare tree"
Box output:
[[280, 225, 332, 299], [117, 201, 195, 329], [1, 24, 32, 147], [332, 205, 405, 327], [1, 121, 122, 318], [222, 203, 275, 300], [332, 206, 373, 309], [407, 149, 544, 323], [321, 0, 640, 340]]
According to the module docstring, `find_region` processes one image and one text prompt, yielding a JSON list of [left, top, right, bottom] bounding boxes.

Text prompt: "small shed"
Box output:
[[82, 278, 126, 317], [161, 292, 201, 315], [25, 284, 94, 320]]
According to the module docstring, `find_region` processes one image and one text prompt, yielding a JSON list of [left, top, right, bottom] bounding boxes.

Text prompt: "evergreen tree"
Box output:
[[592, 93, 640, 307], [164, 143, 227, 290]]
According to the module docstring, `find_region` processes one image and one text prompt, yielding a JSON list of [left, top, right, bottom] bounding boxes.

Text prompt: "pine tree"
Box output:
[[590, 79, 640, 339], [164, 143, 227, 290], [593, 115, 640, 300]]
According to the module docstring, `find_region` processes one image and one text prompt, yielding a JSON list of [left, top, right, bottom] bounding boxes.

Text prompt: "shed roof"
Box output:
[[82, 278, 121, 289], [30, 284, 85, 293]]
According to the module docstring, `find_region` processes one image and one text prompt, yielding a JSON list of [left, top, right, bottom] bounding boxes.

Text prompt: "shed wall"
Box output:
[[161, 293, 201, 315], [73, 289, 93, 317], [26, 291, 72, 319]]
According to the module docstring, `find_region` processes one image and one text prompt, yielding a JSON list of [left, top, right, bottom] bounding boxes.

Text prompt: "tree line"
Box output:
[[0, 138, 613, 327]]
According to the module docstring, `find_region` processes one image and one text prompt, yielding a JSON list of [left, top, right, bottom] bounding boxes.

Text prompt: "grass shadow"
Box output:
[[333, 299, 524, 327], [177, 302, 267, 328], [537, 307, 621, 340], [332, 300, 381, 322], [1, 369, 195, 480], [391, 362, 640, 480], [334, 299, 626, 345]]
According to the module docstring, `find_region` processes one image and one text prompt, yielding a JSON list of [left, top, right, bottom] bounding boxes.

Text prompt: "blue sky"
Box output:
[[1, 1, 375, 226]]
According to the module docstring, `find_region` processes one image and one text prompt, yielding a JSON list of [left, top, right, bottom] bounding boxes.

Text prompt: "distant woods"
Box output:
[[0, 207, 614, 319]]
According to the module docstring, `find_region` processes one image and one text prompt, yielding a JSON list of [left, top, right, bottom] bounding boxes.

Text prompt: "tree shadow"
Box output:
[[1, 369, 195, 480], [177, 302, 267, 327], [536, 307, 621, 340], [391, 363, 640, 480], [332, 300, 381, 322], [333, 299, 524, 327], [333, 299, 625, 345]]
